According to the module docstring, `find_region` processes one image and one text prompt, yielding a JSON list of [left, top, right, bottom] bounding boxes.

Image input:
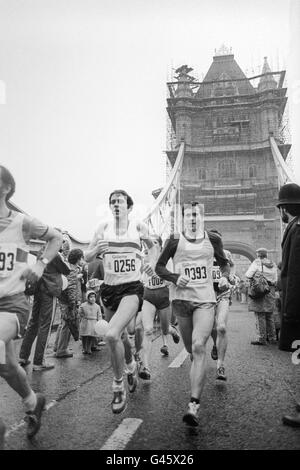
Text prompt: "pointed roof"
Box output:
[[258, 57, 277, 91], [196, 49, 254, 98]]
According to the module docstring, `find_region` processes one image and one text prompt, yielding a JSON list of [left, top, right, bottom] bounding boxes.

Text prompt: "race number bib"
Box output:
[[178, 261, 208, 285], [212, 266, 221, 281], [147, 275, 164, 289], [0, 243, 17, 278], [104, 253, 137, 275]]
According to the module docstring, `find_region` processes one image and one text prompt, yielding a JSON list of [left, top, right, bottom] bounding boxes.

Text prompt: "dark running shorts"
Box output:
[[143, 286, 170, 310], [0, 293, 30, 338], [171, 299, 215, 318], [100, 281, 144, 313]]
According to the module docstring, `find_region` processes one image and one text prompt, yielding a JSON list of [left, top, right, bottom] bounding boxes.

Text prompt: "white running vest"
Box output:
[[0, 212, 29, 297], [171, 232, 216, 303], [102, 220, 143, 286]]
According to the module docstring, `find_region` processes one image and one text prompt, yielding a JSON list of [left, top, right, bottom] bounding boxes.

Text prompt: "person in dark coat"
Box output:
[[19, 246, 70, 370], [245, 248, 278, 345], [277, 182, 300, 427]]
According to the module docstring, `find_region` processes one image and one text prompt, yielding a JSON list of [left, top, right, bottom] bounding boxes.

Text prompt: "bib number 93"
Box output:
[[0, 251, 15, 275]]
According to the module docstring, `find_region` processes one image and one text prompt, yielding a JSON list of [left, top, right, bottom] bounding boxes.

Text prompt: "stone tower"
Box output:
[[166, 48, 290, 264]]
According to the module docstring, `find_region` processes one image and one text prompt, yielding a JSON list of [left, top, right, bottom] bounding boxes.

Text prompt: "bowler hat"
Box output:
[[277, 183, 300, 207]]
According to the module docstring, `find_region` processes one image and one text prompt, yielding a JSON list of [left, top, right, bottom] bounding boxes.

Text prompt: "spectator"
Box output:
[[19, 244, 70, 371], [54, 248, 84, 359], [79, 290, 102, 354], [276, 183, 300, 427], [245, 247, 277, 346]]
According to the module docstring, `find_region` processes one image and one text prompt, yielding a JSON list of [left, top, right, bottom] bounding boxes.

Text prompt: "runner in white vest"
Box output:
[[156, 202, 230, 427], [85, 189, 156, 414], [0, 165, 63, 447]]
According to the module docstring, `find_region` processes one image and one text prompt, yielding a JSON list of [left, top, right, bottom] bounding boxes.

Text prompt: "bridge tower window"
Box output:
[[198, 168, 206, 180], [249, 165, 257, 178], [218, 159, 236, 178]]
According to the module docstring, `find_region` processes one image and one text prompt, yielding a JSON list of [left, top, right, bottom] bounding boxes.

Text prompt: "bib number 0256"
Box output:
[[114, 258, 136, 273], [184, 266, 207, 281]]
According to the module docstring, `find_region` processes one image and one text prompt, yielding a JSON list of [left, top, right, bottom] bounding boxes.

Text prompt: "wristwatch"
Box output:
[[39, 257, 50, 267]]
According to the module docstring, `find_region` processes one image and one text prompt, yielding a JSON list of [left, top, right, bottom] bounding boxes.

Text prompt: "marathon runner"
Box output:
[[138, 235, 180, 381], [0, 165, 63, 447], [156, 202, 230, 426], [209, 230, 235, 381], [85, 189, 155, 414]]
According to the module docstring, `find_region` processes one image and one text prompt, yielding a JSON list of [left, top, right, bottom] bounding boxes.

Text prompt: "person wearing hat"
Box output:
[[277, 182, 300, 427], [245, 247, 278, 345], [79, 290, 102, 355]]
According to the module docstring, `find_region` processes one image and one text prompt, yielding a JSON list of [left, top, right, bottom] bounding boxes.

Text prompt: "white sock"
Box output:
[[23, 390, 37, 412], [125, 359, 136, 374], [217, 360, 224, 369]]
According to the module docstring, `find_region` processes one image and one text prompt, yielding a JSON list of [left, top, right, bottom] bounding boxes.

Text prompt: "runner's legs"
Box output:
[[215, 298, 230, 366], [0, 313, 33, 400], [190, 306, 215, 399], [104, 295, 139, 380]]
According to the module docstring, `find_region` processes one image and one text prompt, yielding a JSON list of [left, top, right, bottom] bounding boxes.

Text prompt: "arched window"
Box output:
[[249, 165, 257, 178], [218, 159, 236, 178]]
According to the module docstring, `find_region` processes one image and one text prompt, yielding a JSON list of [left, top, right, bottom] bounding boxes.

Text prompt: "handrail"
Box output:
[[143, 141, 185, 222], [269, 136, 294, 184]]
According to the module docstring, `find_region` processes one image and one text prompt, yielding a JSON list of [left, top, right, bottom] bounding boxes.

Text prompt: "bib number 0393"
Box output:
[[184, 266, 207, 281]]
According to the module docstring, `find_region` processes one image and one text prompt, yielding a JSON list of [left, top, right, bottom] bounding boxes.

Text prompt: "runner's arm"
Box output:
[[138, 222, 156, 270], [155, 236, 180, 285], [208, 231, 230, 279], [85, 224, 106, 262], [24, 216, 63, 264]]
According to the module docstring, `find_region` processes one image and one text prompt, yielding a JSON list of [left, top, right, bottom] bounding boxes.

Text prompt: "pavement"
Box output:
[[0, 300, 299, 450]]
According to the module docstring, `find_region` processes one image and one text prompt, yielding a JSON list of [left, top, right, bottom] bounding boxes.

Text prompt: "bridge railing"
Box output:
[[143, 141, 185, 238]]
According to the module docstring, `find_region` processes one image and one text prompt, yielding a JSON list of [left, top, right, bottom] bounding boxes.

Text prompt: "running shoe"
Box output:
[[182, 402, 200, 427], [170, 326, 180, 344], [127, 362, 138, 393], [138, 366, 151, 380], [282, 414, 300, 428], [160, 345, 169, 356], [0, 418, 6, 450], [25, 393, 46, 439], [211, 345, 218, 361], [33, 362, 55, 371], [216, 366, 227, 381], [19, 359, 31, 367], [111, 389, 127, 414]]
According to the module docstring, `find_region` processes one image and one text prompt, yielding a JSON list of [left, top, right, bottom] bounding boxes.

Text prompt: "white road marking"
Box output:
[[168, 348, 189, 368], [100, 418, 143, 450]]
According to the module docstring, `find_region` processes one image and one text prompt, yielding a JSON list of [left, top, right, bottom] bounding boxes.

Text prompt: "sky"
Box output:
[[0, 0, 299, 240]]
